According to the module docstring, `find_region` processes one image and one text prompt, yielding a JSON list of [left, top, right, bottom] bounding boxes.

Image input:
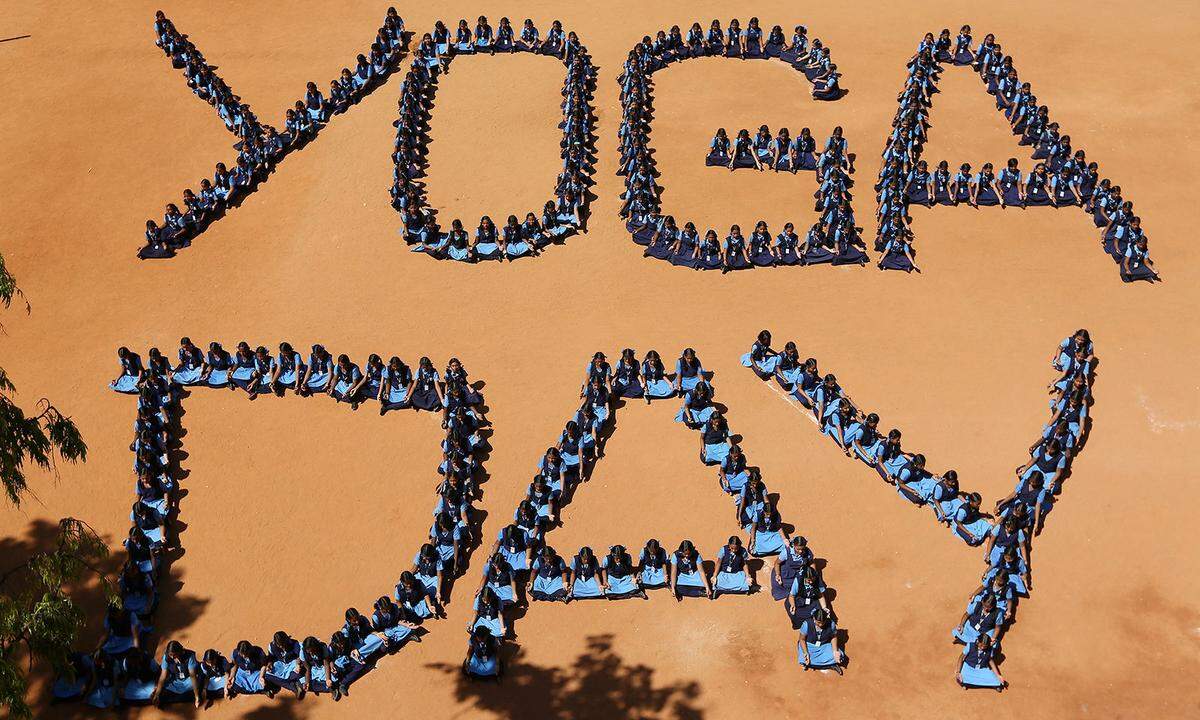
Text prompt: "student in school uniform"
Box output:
[[750, 501, 788, 557], [299, 344, 334, 397], [641, 350, 675, 401], [730, 129, 761, 170], [529, 545, 570, 602], [672, 540, 712, 600], [673, 348, 706, 394], [741, 329, 780, 377], [957, 635, 1005, 690], [463, 626, 501, 679], [265, 631, 305, 698], [298, 636, 338, 700], [395, 570, 444, 620], [171, 338, 204, 386], [228, 641, 269, 700], [152, 641, 200, 707], [713, 536, 753, 597], [707, 128, 732, 166], [723, 225, 752, 272], [111, 347, 147, 393], [700, 412, 733, 465], [812, 63, 842, 100], [602, 545, 646, 599], [639, 539, 671, 590], [775, 222, 802, 265], [569, 547, 605, 600], [409, 357, 445, 412], [953, 493, 994, 545], [798, 609, 844, 673], [468, 587, 505, 644], [330, 354, 364, 409], [772, 535, 814, 601], [749, 221, 777, 266], [380, 356, 414, 415], [373, 595, 420, 648]]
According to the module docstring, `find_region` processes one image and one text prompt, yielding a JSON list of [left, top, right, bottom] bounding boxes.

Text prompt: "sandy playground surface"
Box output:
[[1, 1, 1199, 718]]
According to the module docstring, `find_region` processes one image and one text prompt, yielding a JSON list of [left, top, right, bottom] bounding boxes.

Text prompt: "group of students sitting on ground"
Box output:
[[56, 339, 487, 707], [393, 18, 597, 262], [742, 327, 1095, 689], [141, 9, 411, 259], [875, 27, 1159, 280], [461, 347, 844, 679], [617, 21, 857, 271]]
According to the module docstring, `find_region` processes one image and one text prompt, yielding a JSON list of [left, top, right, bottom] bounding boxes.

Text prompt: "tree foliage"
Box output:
[[0, 255, 103, 719]]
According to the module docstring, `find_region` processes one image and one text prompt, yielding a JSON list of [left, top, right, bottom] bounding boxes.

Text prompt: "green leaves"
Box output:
[[0, 519, 111, 719], [0, 255, 98, 718], [0, 373, 88, 508]]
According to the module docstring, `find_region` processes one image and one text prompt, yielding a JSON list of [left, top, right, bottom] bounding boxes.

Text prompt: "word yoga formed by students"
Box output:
[[463, 348, 844, 680], [741, 327, 1096, 689], [52, 340, 489, 709], [878, 27, 1159, 280], [394, 18, 597, 261], [620, 21, 867, 272], [141, 13, 1158, 281]]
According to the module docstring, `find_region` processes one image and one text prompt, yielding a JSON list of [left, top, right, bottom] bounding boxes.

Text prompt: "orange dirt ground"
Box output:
[[2, 1, 1199, 718]]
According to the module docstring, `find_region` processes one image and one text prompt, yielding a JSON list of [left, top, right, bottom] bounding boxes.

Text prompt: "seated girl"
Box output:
[[750, 501, 787, 556], [730, 129, 760, 170], [878, 232, 919, 273], [812, 63, 841, 100], [248, 346, 275, 400], [713, 536, 753, 597], [153, 640, 199, 707], [612, 348, 644, 399], [529, 545, 570, 602], [957, 636, 1004, 690], [228, 640, 269, 699], [111, 347, 146, 393], [741, 329, 779, 377], [463, 626, 500, 679], [672, 540, 711, 600], [265, 631, 304, 697], [673, 348, 706, 393], [973, 163, 1001, 206], [414, 542, 447, 603], [395, 570, 443, 620], [502, 214, 534, 259], [749, 221, 777, 266], [471, 587, 506, 639], [372, 595, 419, 648], [603, 545, 645, 599], [952, 493, 994, 546], [569, 547, 605, 600], [1122, 234, 1159, 283], [172, 338, 204, 385], [380, 356, 414, 415], [797, 609, 844, 673], [700, 412, 732, 465], [640, 350, 674, 401], [331, 354, 363, 408], [409, 357, 445, 412], [801, 220, 835, 265], [639, 539, 671, 590], [719, 444, 751, 495], [300, 344, 334, 396], [474, 216, 503, 261], [775, 222, 801, 264], [723, 225, 751, 272], [752, 125, 773, 166], [707, 128, 731, 166], [495, 17, 515, 53], [119, 648, 159, 706]]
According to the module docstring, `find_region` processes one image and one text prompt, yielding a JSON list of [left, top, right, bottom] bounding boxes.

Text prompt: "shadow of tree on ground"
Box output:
[[428, 634, 703, 720]]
